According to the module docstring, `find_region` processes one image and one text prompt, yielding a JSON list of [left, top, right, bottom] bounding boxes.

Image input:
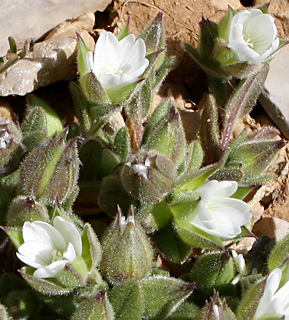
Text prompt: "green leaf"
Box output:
[[152, 224, 192, 263], [109, 280, 144, 320], [189, 252, 234, 297], [221, 64, 269, 153], [199, 94, 220, 164], [236, 279, 265, 320], [114, 127, 131, 162], [99, 175, 134, 216], [71, 291, 114, 320], [268, 232, 289, 271], [141, 275, 195, 319]]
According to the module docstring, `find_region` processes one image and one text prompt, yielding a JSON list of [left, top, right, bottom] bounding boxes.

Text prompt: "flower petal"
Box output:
[[53, 217, 82, 256], [17, 241, 53, 266], [22, 221, 67, 252], [33, 260, 68, 279]]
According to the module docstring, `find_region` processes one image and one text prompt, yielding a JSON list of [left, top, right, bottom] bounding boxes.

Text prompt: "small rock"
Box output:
[[259, 45, 289, 139], [0, 15, 95, 96], [0, 0, 111, 56], [253, 217, 289, 241]]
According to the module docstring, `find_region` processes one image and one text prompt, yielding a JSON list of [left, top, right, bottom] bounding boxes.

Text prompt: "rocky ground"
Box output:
[[1, 0, 289, 242]]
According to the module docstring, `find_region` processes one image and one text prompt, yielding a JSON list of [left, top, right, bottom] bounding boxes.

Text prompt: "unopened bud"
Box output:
[[100, 208, 153, 284]]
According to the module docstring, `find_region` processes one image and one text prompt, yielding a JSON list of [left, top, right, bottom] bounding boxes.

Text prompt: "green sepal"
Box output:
[[174, 218, 224, 249], [109, 280, 144, 320], [153, 55, 175, 90], [117, 20, 130, 40], [199, 18, 218, 59], [24, 95, 63, 139], [55, 256, 88, 288], [3, 226, 23, 248], [81, 223, 102, 271], [268, 232, 289, 271], [152, 223, 192, 263], [71, 290, 114, 320], [218, 6, 236, 42], [141, 275, 195, 319], [258, 3, 270, 14], [20, 267, 73, 296], [77, 33, 91, 76], [236, 278, 265, 320], [137, 201, 172, 232], [176, 163, 218, 192], [80, 72, 110, 104], [69, 81, 92, 136], [139, 12, 166, 69], [106, 79, 144, 104], [184, 42, 229, 80]]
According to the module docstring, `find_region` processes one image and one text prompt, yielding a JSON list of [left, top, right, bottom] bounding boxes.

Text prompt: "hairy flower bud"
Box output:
[[0, 119, 24, 173], [19, 133, 80, 205], [6, 196, 49, 227], [100, 208, 153, 284], [120, 149, 177, 204]]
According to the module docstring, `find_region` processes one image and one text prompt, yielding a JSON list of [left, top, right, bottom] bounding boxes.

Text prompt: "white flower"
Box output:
[[86, 31, 149, 90], [231, 250, 250, 284], [192, 180, 252, 239], [227, 9, 279, 64], [16, 216, 82, 279], [255, 268, 289, 319]]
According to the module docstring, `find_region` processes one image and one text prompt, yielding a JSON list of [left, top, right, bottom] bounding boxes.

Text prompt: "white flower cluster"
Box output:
[[192, 180, 252, 239], [255, 268, 289, 319], [86, 31, 149, 90], [227, 9, 279, 64], [17, 216, 82, 278]]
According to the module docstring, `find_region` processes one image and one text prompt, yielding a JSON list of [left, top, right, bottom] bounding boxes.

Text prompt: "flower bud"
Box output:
[[6, 196, 49, 227], [100, 208, 153, 284], [19, 133, 80, 205], [0, 119, 24, 173], [194, 292, 237, 320], [119, 149, 177, 204], [21, 95, 63, 152], [142, 100, 186, 167]]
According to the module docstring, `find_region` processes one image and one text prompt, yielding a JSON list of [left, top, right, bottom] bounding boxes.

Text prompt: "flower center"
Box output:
[[104, 66, 124, 78], [243, 33, 255, 49], [51, 249, 67, 263]]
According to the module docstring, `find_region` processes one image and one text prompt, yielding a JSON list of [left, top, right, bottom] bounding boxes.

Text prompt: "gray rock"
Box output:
[[0, 0, 111, 56], [0, 14, 95, 96], [259, 45, 289, 139]]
